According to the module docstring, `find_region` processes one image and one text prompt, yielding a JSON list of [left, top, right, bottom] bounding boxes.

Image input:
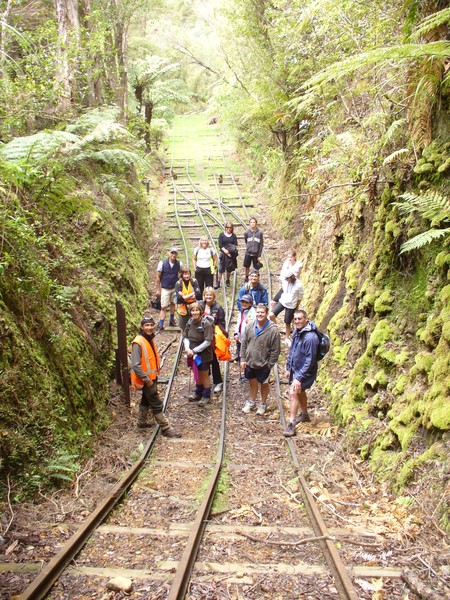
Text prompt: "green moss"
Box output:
[[374, 290, 394, 315], [368, 319, 394, 348], [417, 315, 442, 348], [435, 252, 450, 269], [439, 284, 450, 303], [345, 262, 360, 291], [375, 346, 397, 364], [409, 351, 434, 378], [392, 374, 408, 395], [374, 369, 389, 387], [332, 341, 351, 366]]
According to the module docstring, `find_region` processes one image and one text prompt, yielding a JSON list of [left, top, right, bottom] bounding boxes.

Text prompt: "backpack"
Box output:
[[214, 325, 231, 361], [315, 329, 330, 361]]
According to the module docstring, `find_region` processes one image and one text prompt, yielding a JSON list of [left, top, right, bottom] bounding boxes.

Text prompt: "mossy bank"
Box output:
[[0, 109, 158, 500]]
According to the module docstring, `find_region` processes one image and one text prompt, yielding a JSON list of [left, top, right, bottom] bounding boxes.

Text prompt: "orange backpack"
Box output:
[[214, 325, 231, 361]]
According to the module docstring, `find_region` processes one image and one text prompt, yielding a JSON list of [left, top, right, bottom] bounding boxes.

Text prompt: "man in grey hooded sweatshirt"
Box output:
[[241, 304, 280, 416]]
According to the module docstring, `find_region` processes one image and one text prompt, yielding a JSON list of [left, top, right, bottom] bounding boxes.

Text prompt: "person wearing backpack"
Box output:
[[283, 309, 320, 437], [193, 236, 218, 293], [184, 303, 214, 407]]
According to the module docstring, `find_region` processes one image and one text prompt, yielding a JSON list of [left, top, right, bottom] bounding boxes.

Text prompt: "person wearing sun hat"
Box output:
[[233, 293, 256, 373], [130, 316, 181, 436]]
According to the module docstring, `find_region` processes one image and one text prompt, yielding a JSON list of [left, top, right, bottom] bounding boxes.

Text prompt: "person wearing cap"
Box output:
[[130, 316, 181, 436], [236, 270, 268, 311], [156, 248, 182, 330], [240, 304, 280, 416], [233, 293, 256, 377], [269, 269, 304, 339]]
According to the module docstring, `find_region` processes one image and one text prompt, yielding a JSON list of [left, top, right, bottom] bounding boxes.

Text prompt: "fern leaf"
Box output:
[[383, 148, 409, 165], [80, 122, 133, 147], [0, 131, 79, 164], [399, 227, 450, 253], [412, 8, 450, 41], [84, 149, 144, 168], [381, 119, 407, 147]]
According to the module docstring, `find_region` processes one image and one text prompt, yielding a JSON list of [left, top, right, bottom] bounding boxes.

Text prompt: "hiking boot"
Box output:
[[226, 280, 230, 287], [283, 422, 296, 437], [137, 405, 155, 429], [213, 383, 223, 393], [161, 426, 182, 438], [256, 403, 267, 416], [188, 393, 202, 402], [295, 412, 311, 424], [242, 400, 256, 414], [197, 396, 211, 407]]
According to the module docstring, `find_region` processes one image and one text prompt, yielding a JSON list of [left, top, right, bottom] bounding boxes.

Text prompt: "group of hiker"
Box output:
[[130, 218, 323, 438]]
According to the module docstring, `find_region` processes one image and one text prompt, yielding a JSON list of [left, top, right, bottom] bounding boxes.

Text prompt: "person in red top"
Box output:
[[131, 316, 181, 437]]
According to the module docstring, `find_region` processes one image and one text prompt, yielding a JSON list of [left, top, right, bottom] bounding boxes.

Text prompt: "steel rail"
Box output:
[[167, 124, 238, 600], [17, 337, 184, 600], [217, 146, 359, 599]]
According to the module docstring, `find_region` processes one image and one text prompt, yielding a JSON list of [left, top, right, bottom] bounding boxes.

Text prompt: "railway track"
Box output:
[[1, 114, 432, 600]]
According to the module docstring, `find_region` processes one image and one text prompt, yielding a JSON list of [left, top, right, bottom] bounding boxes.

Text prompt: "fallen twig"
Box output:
[[402, 568, 448, 600]]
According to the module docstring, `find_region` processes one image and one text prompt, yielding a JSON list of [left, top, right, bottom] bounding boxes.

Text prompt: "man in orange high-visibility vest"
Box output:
[[131, 316, 181, 437]]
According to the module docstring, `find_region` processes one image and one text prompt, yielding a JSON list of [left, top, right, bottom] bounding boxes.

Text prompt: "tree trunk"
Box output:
[[54, 0, 80, 113], [144, 101, 153, 148]]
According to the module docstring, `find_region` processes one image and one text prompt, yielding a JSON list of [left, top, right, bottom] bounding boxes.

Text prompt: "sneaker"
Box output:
[[162, 427, 182, 438], [295, 412, 311, 424], [188, 393, 202, 402], [214, 283, 220, 290], [213, 383, 223, 393], [283, 422, 296, 437], [242, 400, 256, 414], [169, 321, 176, 328], [256, 403, 267, 416], [158, 325, 165, 332], [198, 396, 211, 407]]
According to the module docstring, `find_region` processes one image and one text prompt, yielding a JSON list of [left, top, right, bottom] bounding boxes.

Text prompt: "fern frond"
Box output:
[[381, 119, 407, 147], [383, 148, 409, 165], [300, 42, 450, 91], [79, 148, 145, 168], [394, 191, 450, 222], [399, 227, 450, 253], [412, 8, 450, 42], [80, 122, 133, 147], [66, 107, 121, 135], [0, 131, 79, 164]]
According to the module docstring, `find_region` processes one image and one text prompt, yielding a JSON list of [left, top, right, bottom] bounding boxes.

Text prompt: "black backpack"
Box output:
[[315, 329, 330, 361]]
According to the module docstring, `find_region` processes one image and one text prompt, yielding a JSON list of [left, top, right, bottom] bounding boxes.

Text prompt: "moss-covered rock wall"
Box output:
[[270, 135, 449, 527], [0, 117, 159, 499]]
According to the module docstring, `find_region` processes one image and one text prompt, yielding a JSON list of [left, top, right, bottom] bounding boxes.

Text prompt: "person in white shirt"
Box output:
[[193, 236, 218, 293], [279, 249, 302, 281], [269, 270, 304, 338]]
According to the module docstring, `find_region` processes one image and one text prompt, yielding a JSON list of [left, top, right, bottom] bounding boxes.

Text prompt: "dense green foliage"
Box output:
[[0, 0, 449, 526], [0, 108, 156, 498], [208, 0, 449, 526]]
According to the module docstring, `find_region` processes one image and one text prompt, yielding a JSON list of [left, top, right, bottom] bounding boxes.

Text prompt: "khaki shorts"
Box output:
[[160, 287, 175, 309]]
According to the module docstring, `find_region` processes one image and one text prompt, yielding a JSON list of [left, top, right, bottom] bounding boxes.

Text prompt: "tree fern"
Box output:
[[393, 190, 450, 253], [0, 131, 79, 163]]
